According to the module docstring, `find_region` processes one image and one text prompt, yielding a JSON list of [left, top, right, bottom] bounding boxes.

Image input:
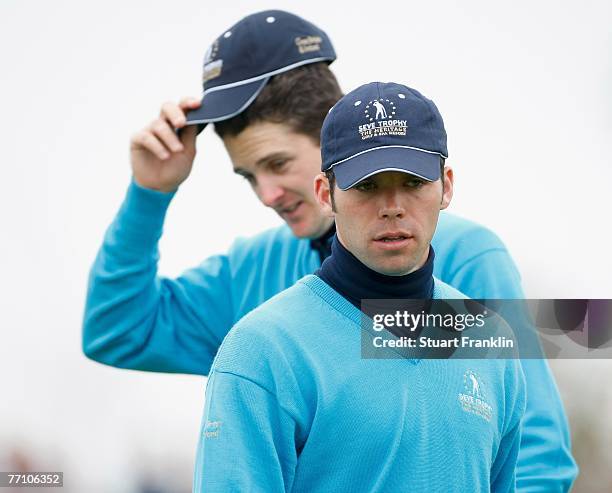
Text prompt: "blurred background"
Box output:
[[1, 0, 611, 491]]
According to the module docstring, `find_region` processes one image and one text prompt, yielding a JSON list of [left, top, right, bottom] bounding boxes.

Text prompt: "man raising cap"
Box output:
[[82, 10, 577, 491], [193, 81, 526, 492], [184, 10, 335, 127]]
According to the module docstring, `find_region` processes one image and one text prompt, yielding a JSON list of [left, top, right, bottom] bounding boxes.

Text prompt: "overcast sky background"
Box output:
[[1, 0, 611, 491]]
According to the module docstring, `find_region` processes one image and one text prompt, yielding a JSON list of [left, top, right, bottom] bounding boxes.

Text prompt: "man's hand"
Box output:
[[130, 97, 201, 192]]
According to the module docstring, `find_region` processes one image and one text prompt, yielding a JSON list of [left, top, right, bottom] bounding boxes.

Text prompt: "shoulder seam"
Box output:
[[212, 369, 300, 422]]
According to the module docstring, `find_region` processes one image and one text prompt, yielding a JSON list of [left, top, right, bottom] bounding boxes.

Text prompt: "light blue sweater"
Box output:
[[194, 276, 526, 492], [82, 181, 577, 490]]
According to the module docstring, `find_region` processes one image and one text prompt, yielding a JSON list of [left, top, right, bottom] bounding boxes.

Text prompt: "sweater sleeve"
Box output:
[[82, 180, 235, 375], [194, 370, 298, 493], [491, 420, 522, 493], [446, 248, 522, 300]]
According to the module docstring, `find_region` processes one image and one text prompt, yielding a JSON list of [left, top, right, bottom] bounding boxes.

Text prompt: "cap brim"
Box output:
[[331, 147, 443, 190], [184, 77, 270, 132]]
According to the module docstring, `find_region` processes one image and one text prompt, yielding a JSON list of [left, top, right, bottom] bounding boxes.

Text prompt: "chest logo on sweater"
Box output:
[[458, 370, 493, 422]]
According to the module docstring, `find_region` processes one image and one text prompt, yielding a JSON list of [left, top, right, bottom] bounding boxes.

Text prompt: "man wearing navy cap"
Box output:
[[82, 10, 576, 491], [193, 81, 526, 492], [184, 11, 335, 126]]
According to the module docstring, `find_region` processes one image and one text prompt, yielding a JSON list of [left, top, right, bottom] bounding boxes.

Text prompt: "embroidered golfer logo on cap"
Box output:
[[458, 370, 493, 422], [365, 98, 396, 122], [358, 98, 407, 140], [372, 101, 388, 119], [202, 40, 223, 83]]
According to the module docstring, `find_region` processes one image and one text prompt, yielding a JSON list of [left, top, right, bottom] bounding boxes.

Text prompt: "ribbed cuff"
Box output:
[[109, 178, 177, 251]]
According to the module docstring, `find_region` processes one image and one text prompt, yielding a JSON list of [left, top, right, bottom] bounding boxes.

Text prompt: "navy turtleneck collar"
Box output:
[[315, 235, 435, 310], [309, 222, 336, 263]]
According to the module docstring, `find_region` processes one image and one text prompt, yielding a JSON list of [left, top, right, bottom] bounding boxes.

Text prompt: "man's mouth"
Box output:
[[373, 231, 413, 248], [378, 235, 408, 242], [374, 231, 412, 241]]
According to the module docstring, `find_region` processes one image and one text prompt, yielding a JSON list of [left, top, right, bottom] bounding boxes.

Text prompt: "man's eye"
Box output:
[[269, 160, 287, 171], [241, 174, 256, 184], [406, 179, 425, 188], [355, 181, 376, 191]]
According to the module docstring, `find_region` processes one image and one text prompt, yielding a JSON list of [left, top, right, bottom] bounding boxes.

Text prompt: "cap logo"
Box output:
[[358, 98, 407, 140], [203, 60, 223, 83], [294, 35, 322, 54], [203, 40, 219, 65], [203, 40, 222, 83]]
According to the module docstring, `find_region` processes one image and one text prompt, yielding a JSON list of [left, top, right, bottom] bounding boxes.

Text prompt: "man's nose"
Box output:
[[257, 177, 284, 207], [379, 191, 406, 219]]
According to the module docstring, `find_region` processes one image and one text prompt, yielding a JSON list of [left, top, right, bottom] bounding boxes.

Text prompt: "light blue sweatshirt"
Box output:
[[83, 181, 577, 490], [194, 276, 526, 492]]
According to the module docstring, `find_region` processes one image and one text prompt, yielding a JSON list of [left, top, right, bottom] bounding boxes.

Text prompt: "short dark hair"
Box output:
[[214, 62, 343, 143], [325, 159, 446, 211]]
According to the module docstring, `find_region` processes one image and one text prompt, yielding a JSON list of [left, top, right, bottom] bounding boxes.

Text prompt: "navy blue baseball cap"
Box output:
[[185, 10, 336, 128], [321, 82, 448, 190]]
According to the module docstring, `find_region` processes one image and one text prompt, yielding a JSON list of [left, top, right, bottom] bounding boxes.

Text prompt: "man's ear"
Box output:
[[314, 173, 334, 217], [440, 165, 454, 210]]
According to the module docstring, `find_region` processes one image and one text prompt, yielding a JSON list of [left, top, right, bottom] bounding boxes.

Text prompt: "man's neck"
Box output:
[[309, 221, 336, 263], [315, 235, 435, 311]]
